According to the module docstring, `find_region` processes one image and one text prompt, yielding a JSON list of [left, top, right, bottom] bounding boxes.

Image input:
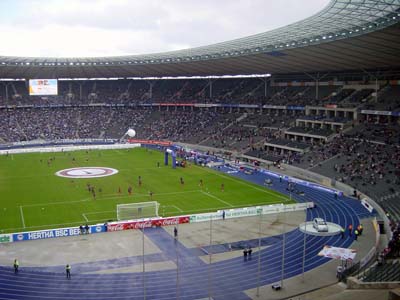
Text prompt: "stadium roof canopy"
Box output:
[[0, 0, 399, 79]]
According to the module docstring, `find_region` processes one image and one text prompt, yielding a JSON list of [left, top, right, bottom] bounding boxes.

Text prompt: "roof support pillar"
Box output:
[[264, 77, 269, 99], [146, 80, 154, 99], [361, 69, 380, 103], [209, 79, 213, 100], [305, 72, 329, 100], [258, 76, 270, 105], [4, 83, 9, 101], [79, 82, 83, 100]]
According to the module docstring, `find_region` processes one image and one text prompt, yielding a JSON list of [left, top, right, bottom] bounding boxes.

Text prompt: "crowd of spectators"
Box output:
[[330, 141, 400, 187], [203, 125, 269, 150], [0, 107, 116, 142], [346, 122, 400, 145], [0, 107, 237, 145], [0, 79, 376, 107], [380, 221, 400, 260], [243, 112, 297, 129], [363, 85, 400, 112], [0, 80, 399, 192]]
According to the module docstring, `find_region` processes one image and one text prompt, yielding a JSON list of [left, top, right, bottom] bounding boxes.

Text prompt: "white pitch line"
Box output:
[[134, 189, 201, 197], [200, 190, 234, 207], [21, 190, 202, 209], [202, 167, 289, 202], [22, 197, 93, 208], [2, 200, 290, 233], [172, 205, 183, 212], [83, 210, 115, 216], [82, 213, 89, 222], [19, 206, 26, 228]]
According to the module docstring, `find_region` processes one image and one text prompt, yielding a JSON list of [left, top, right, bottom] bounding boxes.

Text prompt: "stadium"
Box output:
[[0, 0, 399, 299]]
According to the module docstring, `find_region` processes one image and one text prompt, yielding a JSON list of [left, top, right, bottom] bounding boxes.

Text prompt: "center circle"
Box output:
[[55, 167, 119, 178]]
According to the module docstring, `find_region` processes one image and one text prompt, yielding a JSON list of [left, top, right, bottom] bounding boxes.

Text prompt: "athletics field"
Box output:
[[0, 147, 292, 233]]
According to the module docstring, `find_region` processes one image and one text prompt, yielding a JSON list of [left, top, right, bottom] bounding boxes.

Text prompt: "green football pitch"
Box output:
[[0, 147, 292, 233]]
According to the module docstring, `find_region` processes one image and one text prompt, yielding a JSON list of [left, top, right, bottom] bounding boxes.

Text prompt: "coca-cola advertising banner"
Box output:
[[107, 216, 190, 232]]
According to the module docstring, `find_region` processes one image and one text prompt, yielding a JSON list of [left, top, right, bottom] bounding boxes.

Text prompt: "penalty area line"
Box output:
[[82, 213, 88, 222], [21, 190, 202, 209], [200, 190, 234, 207], [160, 205, 184, 213], [202, 167, 289, 202], [172, 205, 183, 212], [19, 206, 26, 228]]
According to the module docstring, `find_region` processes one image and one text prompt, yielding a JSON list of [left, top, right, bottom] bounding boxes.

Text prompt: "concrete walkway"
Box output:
[[0, 212, 379, 299]]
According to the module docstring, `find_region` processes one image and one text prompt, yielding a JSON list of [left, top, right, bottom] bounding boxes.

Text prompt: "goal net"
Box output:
[[117, 201, 160, 221]]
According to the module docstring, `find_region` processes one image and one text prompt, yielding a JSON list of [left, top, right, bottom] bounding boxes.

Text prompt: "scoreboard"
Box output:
[[29, 79, 58, 96]]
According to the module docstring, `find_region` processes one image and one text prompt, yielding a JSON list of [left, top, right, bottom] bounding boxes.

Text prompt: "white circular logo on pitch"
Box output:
[[55, 167, 118, 178]]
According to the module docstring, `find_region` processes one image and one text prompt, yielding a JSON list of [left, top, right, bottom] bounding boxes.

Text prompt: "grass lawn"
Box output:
[[0, 147, 292, 233]]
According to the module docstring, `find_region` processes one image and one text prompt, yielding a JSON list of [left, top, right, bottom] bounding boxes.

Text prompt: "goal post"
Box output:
[[117, 201, 160, 221]]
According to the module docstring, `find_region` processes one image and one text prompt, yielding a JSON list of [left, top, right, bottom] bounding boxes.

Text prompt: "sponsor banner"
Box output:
[[286, 105, 305, 111], [218, 104, 239, 108], [14, 227, 81, 241], [230, 161, 340, 196], [361, 198, 374, 213], [190, 212, 221, 223], [0, 234, 13, 243], [272, 81, 345, 87], [127, 139, 172, 146], [361, 110, 392, 116], [107, 216, 190, 232], [194, 103, 218, 108], [0, 143, 140, 156], [283, 175, 342, 196], [157, 103, 194, 107], [223, 206, 261, 219], [325, 104, 337, 109], [189, 202, 314, 223], [261, 203, 313, 215], [262, 105, 286, 109], [237, 104, 259, 108], [13, 224, 106, 242], [212, 104, 260, 108], [262, 204, 284, 215], [259, 168, 282, 179], [91, 224, 107, 234]]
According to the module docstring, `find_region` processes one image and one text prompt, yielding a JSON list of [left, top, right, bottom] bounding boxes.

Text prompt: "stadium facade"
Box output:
[[0, 0, 399, 79], [0, 1, 400, 299]]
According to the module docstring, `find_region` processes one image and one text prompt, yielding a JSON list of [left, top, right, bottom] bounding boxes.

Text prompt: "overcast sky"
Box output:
[[0, 0, 331, 57]]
